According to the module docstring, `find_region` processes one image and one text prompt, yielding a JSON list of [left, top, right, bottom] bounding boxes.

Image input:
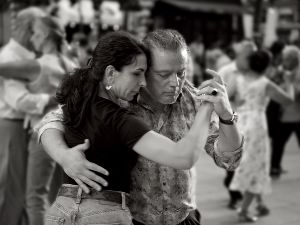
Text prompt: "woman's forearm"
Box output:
[[173, 103, 213, 168], [133, 103, 213, 169]]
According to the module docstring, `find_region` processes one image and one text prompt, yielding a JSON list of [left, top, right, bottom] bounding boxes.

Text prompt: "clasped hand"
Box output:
[[197, 69, 233, 120]]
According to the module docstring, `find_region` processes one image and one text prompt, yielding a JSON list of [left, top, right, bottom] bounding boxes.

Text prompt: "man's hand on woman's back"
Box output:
[[61, 139, 109, 193]]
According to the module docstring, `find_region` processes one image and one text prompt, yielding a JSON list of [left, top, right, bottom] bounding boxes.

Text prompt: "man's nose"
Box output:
[[169, 73, 179, 87]]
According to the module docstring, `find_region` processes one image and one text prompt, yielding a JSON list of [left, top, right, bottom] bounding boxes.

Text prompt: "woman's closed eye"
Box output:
[[133, 72, 144, 76]]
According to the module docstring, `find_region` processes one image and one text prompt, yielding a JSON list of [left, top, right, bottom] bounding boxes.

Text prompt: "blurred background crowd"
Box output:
[[0, 0, 299, 225], [2, 0, 300, 84]]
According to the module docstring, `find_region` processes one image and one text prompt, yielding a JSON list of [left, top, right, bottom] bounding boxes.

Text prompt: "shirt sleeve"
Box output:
[[30, 55, 63, 92], [3, 79, 50, 115], [34, 107, 64, 142], [114, 110, 151, 149], [204, 112, 243, 171]]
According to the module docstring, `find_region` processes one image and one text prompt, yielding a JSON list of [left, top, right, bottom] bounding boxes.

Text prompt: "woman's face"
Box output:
[[112, 54, 147, 101], [30, 20, 47, 52]]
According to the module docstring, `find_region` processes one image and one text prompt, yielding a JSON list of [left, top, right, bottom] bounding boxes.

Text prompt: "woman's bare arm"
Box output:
[[133, 103, 213, 170], [266, 79, 294, 106]]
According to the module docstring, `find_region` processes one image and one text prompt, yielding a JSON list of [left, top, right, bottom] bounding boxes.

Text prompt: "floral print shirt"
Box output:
[[36, 82, 243, 225]]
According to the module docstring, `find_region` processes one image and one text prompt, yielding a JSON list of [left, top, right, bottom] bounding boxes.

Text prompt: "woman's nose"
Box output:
[[139, 74, 147, 87]]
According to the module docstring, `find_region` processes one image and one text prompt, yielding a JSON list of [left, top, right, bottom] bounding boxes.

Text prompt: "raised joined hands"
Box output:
[[198, 69, 233, 120]]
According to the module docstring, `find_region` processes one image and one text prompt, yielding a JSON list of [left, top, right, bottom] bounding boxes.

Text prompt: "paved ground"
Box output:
[[195, 134, 300, 225]]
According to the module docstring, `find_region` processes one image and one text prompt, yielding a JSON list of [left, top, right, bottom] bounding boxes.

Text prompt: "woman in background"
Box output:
[[229, 50, 294, 222]]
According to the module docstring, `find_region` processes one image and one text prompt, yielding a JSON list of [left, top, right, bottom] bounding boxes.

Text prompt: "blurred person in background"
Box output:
[[189, 35, 204, 86], [270, 45, 300, 178], [69, 32, 92, 66], [218, 40, 257, 209], [230, 50, 294, 222], [0, 16, 77, 225], [186, 54, 203, 87], [265, 41, 285, 103], [0, 7, 50, 225], [265, 41, 286, 176], [36, 29, 244, 225]]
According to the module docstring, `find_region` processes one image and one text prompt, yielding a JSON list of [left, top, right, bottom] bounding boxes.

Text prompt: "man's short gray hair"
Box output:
[[143, 29, 188, 52]]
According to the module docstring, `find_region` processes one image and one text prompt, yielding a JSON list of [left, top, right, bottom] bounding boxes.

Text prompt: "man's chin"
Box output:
[[161, 95, 178, 105]]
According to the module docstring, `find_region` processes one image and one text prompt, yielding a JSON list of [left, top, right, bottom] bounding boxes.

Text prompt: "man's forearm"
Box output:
[[41, 128, 68, 166]]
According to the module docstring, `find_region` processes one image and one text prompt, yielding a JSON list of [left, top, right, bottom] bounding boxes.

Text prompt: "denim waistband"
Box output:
[[58, 184, 131, 208]]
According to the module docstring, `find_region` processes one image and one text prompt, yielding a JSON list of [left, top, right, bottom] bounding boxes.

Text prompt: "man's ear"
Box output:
[[104, 65, 116, 86]]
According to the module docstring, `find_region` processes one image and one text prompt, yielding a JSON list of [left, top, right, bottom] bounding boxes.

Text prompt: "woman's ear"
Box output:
[[104, 65, 116, 86]]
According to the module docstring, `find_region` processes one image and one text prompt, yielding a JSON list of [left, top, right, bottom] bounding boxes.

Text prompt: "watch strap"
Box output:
[[219, 112, 238, 125]]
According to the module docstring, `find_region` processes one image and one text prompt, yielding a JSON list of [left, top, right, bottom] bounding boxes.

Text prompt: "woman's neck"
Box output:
[[245, 71, 262, 80], [98, 83, 119, 105]]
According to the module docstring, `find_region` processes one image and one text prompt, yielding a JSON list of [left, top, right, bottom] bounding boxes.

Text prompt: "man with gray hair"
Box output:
[[38, 29, 243, 225], [0, 7, 52, 225]]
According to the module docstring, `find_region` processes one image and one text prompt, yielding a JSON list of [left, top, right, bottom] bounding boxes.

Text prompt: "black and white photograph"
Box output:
[[0, 0, 299, 224]]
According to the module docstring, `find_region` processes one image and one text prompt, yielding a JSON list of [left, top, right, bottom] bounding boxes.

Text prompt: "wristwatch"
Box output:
[[219, 112, 238, 125]]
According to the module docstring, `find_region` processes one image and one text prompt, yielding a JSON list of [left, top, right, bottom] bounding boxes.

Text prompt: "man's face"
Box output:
[[146, 48, 188, 105]]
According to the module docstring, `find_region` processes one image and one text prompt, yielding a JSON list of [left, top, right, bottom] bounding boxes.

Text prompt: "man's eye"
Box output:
[[177, 71, 186, 78], [157, 73, 168, 77]]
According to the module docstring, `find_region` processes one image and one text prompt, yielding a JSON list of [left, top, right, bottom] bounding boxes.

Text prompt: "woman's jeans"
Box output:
[[45, 185, 133, 225]]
